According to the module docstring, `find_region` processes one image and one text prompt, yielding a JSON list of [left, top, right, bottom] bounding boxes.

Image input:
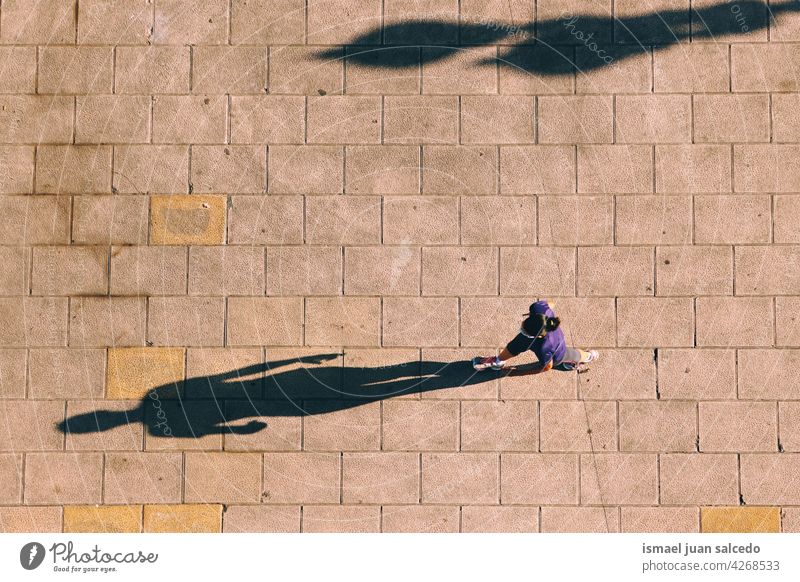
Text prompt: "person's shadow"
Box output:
[[59, 354, 539, 439], [315, 0, 799, 76]]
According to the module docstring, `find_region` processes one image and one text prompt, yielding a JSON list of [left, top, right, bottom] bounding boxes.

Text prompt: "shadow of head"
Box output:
[[57, 353, 514, 439], [314, 0, 797, 76]]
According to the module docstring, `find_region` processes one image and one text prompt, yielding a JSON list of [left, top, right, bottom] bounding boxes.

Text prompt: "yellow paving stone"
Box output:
[[63, 505, 142, 533], [107, 348, 185, 399], [700, 507, 781, 533], [143, 504, 222, 533], [150, 195, 226, 245]]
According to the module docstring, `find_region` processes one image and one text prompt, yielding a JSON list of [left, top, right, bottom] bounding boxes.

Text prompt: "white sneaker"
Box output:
[[472, 356, 504, 371], [586, 350, 599, 363]]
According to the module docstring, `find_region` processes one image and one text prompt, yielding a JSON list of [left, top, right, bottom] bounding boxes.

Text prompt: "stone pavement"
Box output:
[[0, 0, 799, 533]]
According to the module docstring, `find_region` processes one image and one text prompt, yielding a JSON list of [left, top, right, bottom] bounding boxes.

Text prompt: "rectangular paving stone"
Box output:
[[31, 246, 108, 296], [694, 94, 770, 143], [617, 298, 694, 347], [110, 245, 188, 296], [78, 0, 152, 44], [0, 400, 64, 451], [734, 145, 800, 193], [269, 146, 343, 194], [228, 195, 303, 245], [541, 507, 620, 533], [0, 46, 35, 93], [461, 196, 536, 245], [461, 96, 535, 144], [461, 400, 538, 452], [538, 196, 613, 245], [422, 146, 497, 195], [153, 95, 227, 144], [149, 195, 226, 246], [616, 195, 692, 245], [775, 196, 800, 243], [147, 297, 225, 347], [660, 453, 739, 505], [64, 505, 142, 533], [421, 46, 497, 95], [113, 145, 189, 194], [189, 246, 265, 297], [38, 46, 113, 94], [1, 0, 76, 43], [305, 297, 380, 347], [107, 347, 185, 400], [696, 297, 773, 347], [185, 347, 262, 400], [307, 0, 381, 44], [383, 96, 459, 144], [382, 505, 460, 533], [0, 349, 26, 398], [143, 504, 222, 532], [0, 195, 71, 245], [0, 96, 73, 144], [383, 196, 459, 245], [658, 348, 736, 400], [0, 453, 22, 504], [619, 401, 696, 452], [36, 145, 112, 194], [192, 46, 267, 94], [345, 46, 421, 95], [303, 401, 381, 451], [384, 298, 458, 348], [345, 145, 419, 194], [622, 507, 700, 533], [191, 146, 266, 194], [383, 400, 459, 451], [153, 0, 227, 44], [422, 452, 499, 504], [546, 297, 618, 348], [305, 195, 381, 245], [580, 453, 658, 505], [615, 0, 689, 43], [694, 195, 770, 244], [539, 96, 613, 144], [185, 452, 262, 503], [345, 246, 420, 296], [692, 0, 767, 42], [227, 297, 303, 346], [461, 506, 538, 533], [577, 145, 653, 194], [741, 454, 800, 504], [656, 246, 733, 296], [230, 0, 305, 44], [224, 401, 302, 452], [307, 96, 381, 144], [653, 43, 729, 92], [616, 95, 691, 143], [578, 349, 656, 399], [699, 402, 777, 453], [104, 452, 183, 504], [540, 400, 616, 452], [267, 246, 342, 296], [0, 247, 28, 296], [0, 297, 68, 347], [500, 146, 575, 194], [269, 46, 343, 95], [115, 46, 190, 94], [578, 246, 654, 296], [25, 453, 103, 505], [575, 45, 651, 94], [302, 506, 380, 533], [222, 505, 300, 533], [731, 44, 800, 91], [342, 452, 419, 504], [655, 145, 732, 193], [701, 507, 780, 533], [735, 246, 800, 295], [0, 146, 34, 193], [29, 348, 105, 399], [500, 247, 575, 296], [0, 506, 63, 533], [262, 347, 343, 401], [420, 347, 499, 401], [75, 95, 150, 144], [738, 349, 800, 400], [422, 247, 497, 296], [497, 45, 575, 95], [230, 96, 305, 144], [501, 453, 577, 505], [262, 452, 340, 504], [72, 195, 149, 245], [777, 298, 800, 346], [64, 400, 144, 452], [779, 402, 800, 452]]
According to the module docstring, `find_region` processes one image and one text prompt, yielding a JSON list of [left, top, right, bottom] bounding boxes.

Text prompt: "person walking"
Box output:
[[472, 299, 599, 374]]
